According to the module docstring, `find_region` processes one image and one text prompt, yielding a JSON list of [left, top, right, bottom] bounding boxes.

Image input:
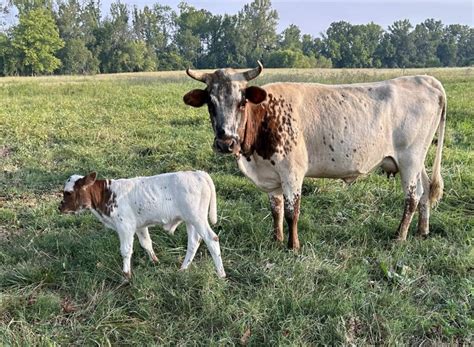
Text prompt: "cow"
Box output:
[[183, 62, 446, 250], [59, 171, 226, 278]]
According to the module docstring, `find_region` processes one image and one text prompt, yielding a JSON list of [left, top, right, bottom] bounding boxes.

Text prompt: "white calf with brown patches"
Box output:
[[59, 171, 225, 278], [184, 62, 446, 249]]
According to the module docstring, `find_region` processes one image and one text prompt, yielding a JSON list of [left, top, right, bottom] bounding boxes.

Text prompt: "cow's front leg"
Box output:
[[281, 175, 303, 251], [284, 193, 301, 250], [269, 191, 284, 242]]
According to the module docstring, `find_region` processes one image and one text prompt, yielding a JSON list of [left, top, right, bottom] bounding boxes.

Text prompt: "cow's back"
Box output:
[[261, 76, 445, 178]]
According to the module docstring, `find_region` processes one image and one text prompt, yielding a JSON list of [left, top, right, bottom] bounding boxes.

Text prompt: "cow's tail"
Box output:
[[203, 172, 218, 225], [429, 92, 446, 207]]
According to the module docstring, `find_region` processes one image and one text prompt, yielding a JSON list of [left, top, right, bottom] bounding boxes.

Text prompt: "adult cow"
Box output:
[[183, 62, 446, 250]]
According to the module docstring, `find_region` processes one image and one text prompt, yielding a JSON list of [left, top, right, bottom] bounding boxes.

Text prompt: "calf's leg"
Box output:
[[117, 226, 135, 279], [136, 227, 158, 263], [269, 190, 284, 242], [193, 221, 226, 278], [180, 224, 202, 271]]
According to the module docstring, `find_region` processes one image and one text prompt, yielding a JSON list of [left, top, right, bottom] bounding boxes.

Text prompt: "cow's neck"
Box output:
[[87, 180, 116, 216], [241, 103, 267, 157]]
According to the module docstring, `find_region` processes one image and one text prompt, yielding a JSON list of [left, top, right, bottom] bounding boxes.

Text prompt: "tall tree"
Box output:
[[55, 0, 99, 74], [174, 2, 213, 68], [387, 19, 415, 68], [279, 24, 302, 51], [11, 7, 64, 74], [239, 0, 278, 65]]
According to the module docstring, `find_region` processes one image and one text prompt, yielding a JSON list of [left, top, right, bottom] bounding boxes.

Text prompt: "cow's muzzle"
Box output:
[[214, 137, 240, 155]]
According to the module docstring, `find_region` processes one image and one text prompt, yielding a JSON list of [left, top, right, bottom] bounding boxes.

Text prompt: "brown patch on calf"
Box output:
[[60, 174, 117, 216], [88, 179, 117, 216]]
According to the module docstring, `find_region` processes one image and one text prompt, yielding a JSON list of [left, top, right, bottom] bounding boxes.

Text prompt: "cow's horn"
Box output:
[[242, 61, 263, 81], [186, 68, 208, 83]]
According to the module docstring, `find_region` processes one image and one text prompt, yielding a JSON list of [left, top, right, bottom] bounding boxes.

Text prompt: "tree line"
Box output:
[[0, 0, 472, 75]]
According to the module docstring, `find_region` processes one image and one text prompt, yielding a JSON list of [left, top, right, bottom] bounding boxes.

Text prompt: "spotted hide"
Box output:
[[59, 171, 225, 278], [184, 62, 446, 250]]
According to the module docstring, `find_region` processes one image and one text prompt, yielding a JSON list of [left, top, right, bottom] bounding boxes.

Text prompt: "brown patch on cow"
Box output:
[[240, 93, 298, 160], [397, 186, 418, 241]]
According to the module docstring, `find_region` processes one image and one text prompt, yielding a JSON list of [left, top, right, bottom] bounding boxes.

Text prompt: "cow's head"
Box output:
[[183, 61, 267, 154], [59, 172, 97, 214]]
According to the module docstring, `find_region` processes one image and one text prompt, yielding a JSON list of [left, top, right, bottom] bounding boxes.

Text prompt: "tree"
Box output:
[[279, 24, 302, 51], [239, 0, 278, 65], [11, 8, 64, 74], [411, 19, 443, 67], [387, 19, 415, 67], [55, 0, 99, 74]]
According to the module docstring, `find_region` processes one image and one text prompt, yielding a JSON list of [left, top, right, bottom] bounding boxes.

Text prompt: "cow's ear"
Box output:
[[83, 172, 97, 187], [245, 86, 267, 104], [183, 89, 208, 108]]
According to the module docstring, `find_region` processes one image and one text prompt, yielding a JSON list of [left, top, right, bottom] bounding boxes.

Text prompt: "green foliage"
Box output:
[[10, 8, 64, 74], [0, 0, 472, 75], [0, 68, 472, 344]]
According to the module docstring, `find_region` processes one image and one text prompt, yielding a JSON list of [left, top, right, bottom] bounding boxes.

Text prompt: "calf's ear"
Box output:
[[83, 172, 97, 187], [183, 89, 208, 107], [245, 86, 267, 104]]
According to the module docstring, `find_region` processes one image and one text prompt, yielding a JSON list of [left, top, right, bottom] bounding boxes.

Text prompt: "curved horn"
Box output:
[[242, 60, 263, 81], [186, 68, 208, 83]]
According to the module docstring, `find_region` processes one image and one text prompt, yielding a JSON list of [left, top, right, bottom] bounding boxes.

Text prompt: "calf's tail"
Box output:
[[203, 172, 218, 225], [429, 93, 446, 206]]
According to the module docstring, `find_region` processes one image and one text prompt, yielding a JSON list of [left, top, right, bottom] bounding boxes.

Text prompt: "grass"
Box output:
[[1, 67, 473, 345]]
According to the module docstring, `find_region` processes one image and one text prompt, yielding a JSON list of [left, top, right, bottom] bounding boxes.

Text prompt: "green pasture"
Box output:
[[0, 68, 472, 345]]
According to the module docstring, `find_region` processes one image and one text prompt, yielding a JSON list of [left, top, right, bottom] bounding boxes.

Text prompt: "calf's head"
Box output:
[[59, 172, 97, 214], [183, 61, 267, 154]]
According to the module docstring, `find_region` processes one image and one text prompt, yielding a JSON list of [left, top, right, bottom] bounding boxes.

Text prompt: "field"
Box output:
[[1, 68, 473, 345]]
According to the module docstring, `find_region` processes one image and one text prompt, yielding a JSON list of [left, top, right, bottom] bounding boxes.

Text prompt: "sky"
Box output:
[[98, 0, 473, 37], [1, 0, 472, 35]]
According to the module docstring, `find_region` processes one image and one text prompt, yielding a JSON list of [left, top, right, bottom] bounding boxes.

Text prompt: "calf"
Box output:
[[59, 171, 226, 278]]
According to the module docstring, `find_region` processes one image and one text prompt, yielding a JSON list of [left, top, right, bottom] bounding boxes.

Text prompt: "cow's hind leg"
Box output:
[[397, 159, 424, 241], [417, 167, 431, 237], [136, 227, 158, 263], [269, 190, 284, 242]]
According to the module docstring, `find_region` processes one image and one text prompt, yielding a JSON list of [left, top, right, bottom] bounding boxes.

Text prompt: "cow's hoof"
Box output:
[[395, 237, 407, 243], [287, 243, 301, 252], [151, 255, 159, 264], [417, 229, 430, 238]]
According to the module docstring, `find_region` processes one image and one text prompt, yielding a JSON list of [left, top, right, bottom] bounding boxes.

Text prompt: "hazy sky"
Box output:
[[99, 0, 473, 37]]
